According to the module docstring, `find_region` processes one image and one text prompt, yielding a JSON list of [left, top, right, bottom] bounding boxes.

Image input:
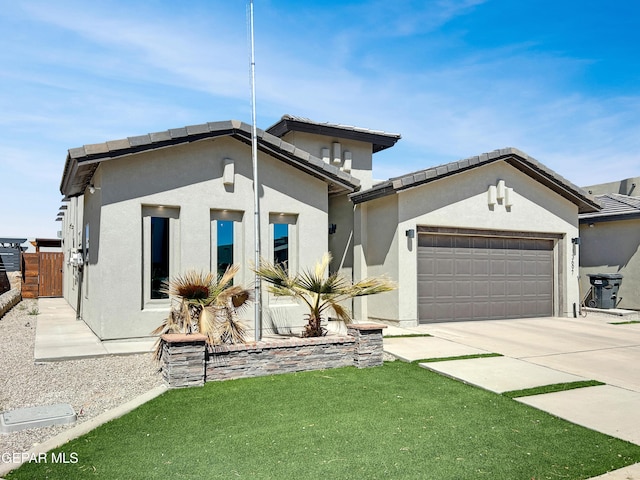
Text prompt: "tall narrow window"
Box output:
[[273, 223, 289, 270], [143, 206, 179, 307], [151, 217, 169, 299], [211, 210, 244, 284], [217, 220, 234, 278], [270, 213, 297, 274]]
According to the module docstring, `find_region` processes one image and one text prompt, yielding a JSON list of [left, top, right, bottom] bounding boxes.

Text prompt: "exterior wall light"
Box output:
[[405, 229, 415, 238]]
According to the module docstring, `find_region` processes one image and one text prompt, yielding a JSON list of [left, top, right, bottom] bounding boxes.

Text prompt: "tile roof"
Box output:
[[266, 114, 401, 153], [350, 147, 601, 214], [60, 120, 360, 198], [579, 193, 640, 222]]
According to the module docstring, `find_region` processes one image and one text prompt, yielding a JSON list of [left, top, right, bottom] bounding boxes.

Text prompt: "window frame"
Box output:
[[269, 213, 298, 274], [142, 206, 180, 309], [211, 210, 244, 282]]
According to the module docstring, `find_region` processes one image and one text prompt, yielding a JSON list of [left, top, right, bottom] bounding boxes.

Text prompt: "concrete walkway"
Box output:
[[383, 315, 640, 479], [34, 298, 155, 362]]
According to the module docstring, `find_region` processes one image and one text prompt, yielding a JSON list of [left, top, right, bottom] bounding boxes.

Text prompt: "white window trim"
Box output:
[[211, 209, 244, 283], [268, 213, 298, 274], [142, 206, 180, 310]]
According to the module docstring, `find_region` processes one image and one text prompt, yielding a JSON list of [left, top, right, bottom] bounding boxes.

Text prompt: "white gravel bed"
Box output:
[[0, 299, 162, 456]]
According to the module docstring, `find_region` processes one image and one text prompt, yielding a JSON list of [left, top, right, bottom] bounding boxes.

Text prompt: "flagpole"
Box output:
[[249, 0, 262, 341]]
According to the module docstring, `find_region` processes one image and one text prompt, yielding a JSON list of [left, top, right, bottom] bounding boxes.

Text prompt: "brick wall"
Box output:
[[161, 324, 386, 388]]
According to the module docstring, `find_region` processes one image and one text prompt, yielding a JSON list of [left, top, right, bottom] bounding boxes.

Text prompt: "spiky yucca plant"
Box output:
[[255, 253, 395, 337], [152, 266, 251, 360]]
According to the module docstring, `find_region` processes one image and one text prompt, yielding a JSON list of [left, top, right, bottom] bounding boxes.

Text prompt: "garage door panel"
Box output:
[[490, 302, 506, 318], [491, 260, 506, 275], [490, 280, 506, 296], [506, 301, 523, 317], [418, 233, 554, 323], [436, 281, 455, 298], [455, 281, 473, 299], [436, 259, 454, 275], [507, 260, 522, 276], [455, 259, 472, 274], [473, 303, 490, 318], [507, 282, 521, 296], [473, 259, 489, 275], [454, 302, 473, 319]]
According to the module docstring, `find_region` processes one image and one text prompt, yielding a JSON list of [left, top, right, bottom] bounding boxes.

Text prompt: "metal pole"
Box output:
[[249, 0, 262, 341]]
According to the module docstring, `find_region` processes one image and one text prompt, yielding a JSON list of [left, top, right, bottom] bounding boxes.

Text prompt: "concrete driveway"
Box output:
[[419, 315, 640, 392], [384, 314, 640, 456]]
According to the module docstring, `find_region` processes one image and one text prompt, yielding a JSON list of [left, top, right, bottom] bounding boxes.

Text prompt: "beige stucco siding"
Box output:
[[279, 131, 374, 189], [360, 161, 580, 326], [579, 218, 640, 310], [79, 138, 329, 340]]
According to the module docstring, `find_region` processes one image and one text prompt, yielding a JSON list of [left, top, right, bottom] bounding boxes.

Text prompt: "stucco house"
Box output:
[[579, 188, 640, 310], [58, 115, 600, 341]]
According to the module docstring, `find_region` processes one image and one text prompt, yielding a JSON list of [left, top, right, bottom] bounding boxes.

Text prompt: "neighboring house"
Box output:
[[579, 192, 640, 310], [58, 115, 600, 340]]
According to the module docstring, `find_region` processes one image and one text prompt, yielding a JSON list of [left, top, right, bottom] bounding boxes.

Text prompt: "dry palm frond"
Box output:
[[163, 271, 216, 305], [152, 265, 251, 361], [255, 253, 396, 337]]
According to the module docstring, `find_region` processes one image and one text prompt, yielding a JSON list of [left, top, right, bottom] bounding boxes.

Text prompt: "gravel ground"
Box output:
[[0, 299, 162, 456]]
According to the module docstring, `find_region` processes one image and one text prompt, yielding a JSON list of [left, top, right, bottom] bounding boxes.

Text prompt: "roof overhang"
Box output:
[[60, 120, 359, 198], [266, 115, 401, 153], [350, 148, 601, 214], [579, 194, 640, 223]]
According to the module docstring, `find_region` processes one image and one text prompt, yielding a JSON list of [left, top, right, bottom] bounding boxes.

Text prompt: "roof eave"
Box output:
[[267, 116, 401, 153], [60, 120, 360, 198], [350, 149, 602, 213]]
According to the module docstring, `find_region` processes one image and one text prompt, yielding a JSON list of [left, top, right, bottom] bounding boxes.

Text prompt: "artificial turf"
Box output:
[[7, 362, 640, 479]]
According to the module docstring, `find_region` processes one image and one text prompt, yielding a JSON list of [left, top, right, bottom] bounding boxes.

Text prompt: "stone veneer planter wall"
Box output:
[[161, 324, 386, 388]]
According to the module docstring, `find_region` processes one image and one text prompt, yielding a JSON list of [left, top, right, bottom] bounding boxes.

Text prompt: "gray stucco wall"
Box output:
[[579, 218, 640, 310], [357, 161, 581, 326], [76, 137, 330, 340]]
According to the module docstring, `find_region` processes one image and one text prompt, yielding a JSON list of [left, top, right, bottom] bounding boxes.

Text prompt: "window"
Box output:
[[269, 213, 297, 273], [151, 217, 170, 299], [216, 220, 233, 278], [273, 223, 289, 269], [211, 210, 244, 281], [143, 206, 180, 307]]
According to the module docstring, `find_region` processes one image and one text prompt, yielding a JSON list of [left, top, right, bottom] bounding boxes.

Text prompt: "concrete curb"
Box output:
[[0, 385, 168, 478]]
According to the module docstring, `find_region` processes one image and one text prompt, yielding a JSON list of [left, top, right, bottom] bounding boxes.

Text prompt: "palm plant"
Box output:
[[152, 265, 251, 360], [255, 253, 395, 337]]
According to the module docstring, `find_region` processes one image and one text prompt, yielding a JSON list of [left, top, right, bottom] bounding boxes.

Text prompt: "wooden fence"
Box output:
[[21, 252, 64, 298]]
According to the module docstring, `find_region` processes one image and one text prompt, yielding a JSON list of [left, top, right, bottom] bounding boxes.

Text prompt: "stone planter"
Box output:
[[160, 324, 386, 388]]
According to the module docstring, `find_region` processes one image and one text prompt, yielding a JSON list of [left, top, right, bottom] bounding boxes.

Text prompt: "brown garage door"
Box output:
[[418, 234, 553, 323]]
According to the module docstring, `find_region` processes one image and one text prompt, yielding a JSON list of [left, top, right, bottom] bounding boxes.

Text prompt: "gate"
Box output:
[[22, 252, 64, 298]]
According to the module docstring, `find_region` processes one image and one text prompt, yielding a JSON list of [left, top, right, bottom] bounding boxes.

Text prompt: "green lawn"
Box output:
[[7, 362, 640, 480]]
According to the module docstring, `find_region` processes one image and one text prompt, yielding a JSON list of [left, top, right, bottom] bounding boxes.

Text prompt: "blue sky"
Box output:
[[1, 0, 639, 238]]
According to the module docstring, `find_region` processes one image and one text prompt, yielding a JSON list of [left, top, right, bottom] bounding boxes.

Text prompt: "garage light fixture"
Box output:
[[405, 229, 415, 238]]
